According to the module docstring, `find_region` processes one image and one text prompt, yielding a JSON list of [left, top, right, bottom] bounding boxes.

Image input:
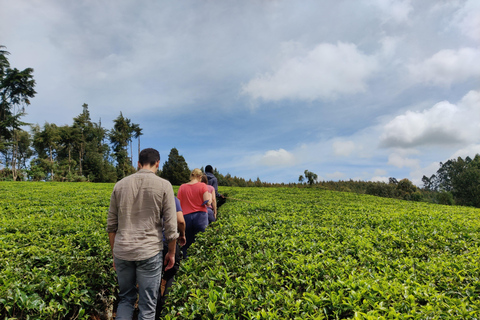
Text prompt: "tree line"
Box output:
[[0, 46, 143, 182], [295, 155, 480, 208], [1, 102, 143, 182]]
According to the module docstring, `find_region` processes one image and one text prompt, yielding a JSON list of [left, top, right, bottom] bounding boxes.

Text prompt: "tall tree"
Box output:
[[69, 104, 115, 182], [72, 104, 91, 176], [32, 122, 60, 180], [429, 155, 480, 207], [304, 170, 318, 186], [57, 125, 76, 173], [131, 123, 142, 167], [0, 45, 36, 179], [160, 148, 190, 185], [109, 112, 140, 180], [15, 130, 33, 171]]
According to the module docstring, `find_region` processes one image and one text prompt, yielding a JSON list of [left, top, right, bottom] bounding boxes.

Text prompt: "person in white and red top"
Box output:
[[177, 168, 211, 259]]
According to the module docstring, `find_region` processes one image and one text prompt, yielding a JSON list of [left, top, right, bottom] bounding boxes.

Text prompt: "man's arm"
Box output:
[[106, 190, 118, 270], [164, 239, 177, 271], [108, 232, 116, 270]]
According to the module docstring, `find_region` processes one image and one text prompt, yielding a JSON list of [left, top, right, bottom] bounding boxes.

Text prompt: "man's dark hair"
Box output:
[[205, 165, 213, 173], [139, 148, 160, 166]]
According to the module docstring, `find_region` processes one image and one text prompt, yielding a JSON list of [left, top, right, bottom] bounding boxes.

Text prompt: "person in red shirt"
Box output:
[[177, 168, 211, 259]]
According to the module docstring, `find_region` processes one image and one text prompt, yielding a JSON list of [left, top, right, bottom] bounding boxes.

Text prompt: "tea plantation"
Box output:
[[1, 182, 480, 319]]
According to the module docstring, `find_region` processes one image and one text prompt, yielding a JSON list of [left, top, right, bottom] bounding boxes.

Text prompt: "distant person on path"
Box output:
[[201, 174, 217, 224], [107, 148, 178, 320], [177, 168, 210, 259], [155, 197, 186, 319], [205, 165, 226, 208]]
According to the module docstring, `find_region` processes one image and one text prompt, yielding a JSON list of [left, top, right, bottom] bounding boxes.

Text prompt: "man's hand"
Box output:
[[164, 251, 175, 271], [177, 235, 186, 246]]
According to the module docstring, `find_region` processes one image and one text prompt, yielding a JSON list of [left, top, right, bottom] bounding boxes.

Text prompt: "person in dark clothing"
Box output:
[[155, 197, 185, 319], [205, 165, 226, 208]]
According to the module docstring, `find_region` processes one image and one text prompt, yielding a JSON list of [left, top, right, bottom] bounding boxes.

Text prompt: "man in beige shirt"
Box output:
[[107, 148, 178, 320]]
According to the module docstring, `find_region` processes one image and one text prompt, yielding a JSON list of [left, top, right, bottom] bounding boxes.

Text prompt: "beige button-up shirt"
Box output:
[[107, 169, 179, 261]]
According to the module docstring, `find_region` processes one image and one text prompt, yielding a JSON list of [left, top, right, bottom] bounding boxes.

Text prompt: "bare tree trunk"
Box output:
[[49, 145, 54, 180], [11, 132, 17, 181], [68, 147, 71, 173], [79, 148, 83, 176], [130, 141, 133, 167]]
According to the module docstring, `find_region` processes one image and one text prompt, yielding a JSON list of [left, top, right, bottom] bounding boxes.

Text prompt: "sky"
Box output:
[[1, 0, 479, 185]]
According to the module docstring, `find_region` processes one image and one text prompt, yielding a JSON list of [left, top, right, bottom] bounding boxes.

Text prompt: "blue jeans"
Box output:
[[207, 207, 216, 225], [182, 211, 208, 259], [114, 252, 163, 320]]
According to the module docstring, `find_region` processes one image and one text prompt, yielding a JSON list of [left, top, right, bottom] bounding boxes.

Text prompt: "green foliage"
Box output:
[[160, 148, 190, 185], [163, 187, 480, 319], [427, 155, 480, 207], [0, 182, 117, 319], [2, 183, 480, 319], [28, 105, 118, 182], [0, 45, 36, 141], [437, 191, 455, 206], [108, 112, 140, 180], [0, 46, 36, 181], [304, 169, 318, 186], [365, 181, 398, 198]]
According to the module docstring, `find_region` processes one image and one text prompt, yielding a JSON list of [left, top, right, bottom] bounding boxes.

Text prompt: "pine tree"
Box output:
[[160, 148, 190, 185]]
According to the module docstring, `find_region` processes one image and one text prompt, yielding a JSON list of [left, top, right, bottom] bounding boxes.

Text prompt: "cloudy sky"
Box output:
[[1, 0, 479, 185]]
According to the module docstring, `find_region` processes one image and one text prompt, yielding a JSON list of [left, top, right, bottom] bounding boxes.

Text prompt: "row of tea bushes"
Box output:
[[2, 182, 480, 319], [0, 182, 117, 319], [164, 187, 480, 319]]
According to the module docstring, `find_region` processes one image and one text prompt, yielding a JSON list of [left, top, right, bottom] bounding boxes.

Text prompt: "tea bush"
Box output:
[[165, 187, 480, 319], [0, 182, 117, 319], [2, 183, 480, 319]]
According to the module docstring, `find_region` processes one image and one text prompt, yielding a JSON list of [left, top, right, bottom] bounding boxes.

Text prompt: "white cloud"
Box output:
[[408, 47, 480, 86], [242, 42, 378, 101], [379, 36, 401, 58], [368, 0, 413, 23], [453, 0, 480, 42], [388, 153, 420, 169], [380, 90, 480, 148], [374, 169, 387, 176], [259, 149, 296, 167], [332, 140, 356, 157], [450, 144, 480, 159], [370, 176, 390, 183], [326, 171, 346, 180]]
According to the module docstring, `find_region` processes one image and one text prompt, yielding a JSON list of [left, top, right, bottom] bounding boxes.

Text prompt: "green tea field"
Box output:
[[1, 182, 480, 319]]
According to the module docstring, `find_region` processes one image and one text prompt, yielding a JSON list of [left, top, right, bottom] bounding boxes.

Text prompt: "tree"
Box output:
[[428, 154, 480, 207], [0, 46, 36, 179], [57, 125, 77, 174], [0, 46, 36, 140], [160, 148, 190, 185], [131, 123, 142, 167], [70, 104, 116, 182], [304, 170, 318, 186], [15, 130, 33, 171], [389, 177, 398, 185], [32, 122, 60, 180], [298, 175, 304, 184], [109, 112, 140, 180]]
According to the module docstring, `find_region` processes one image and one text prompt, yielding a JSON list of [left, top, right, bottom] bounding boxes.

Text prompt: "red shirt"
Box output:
[[177, 182, 208, 215]]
